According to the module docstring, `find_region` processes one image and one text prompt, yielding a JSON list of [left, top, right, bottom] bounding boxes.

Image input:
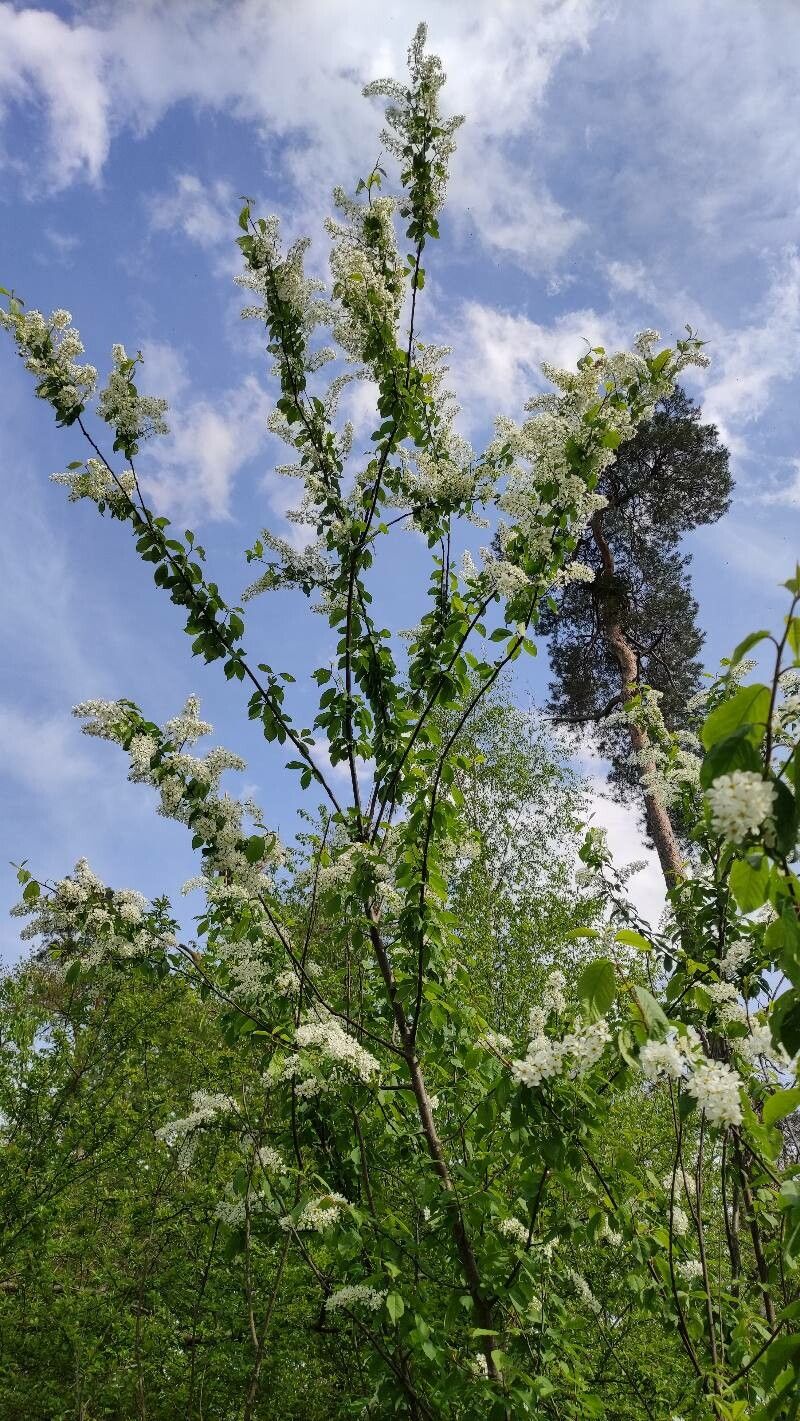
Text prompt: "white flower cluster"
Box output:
[[685, 1060, 743, 1127], [597, 1216, 623, 1247], [568, 1268, 601, 1315], [720, 939, 752, 980], [608, 686, 701, 812], [215, 1185, 267, 1227], [480, 1029, 513, 1055], [326, 187, 405, 364], [242, 531, 333, 603], [498, 1216, 529, 1246], [280, 1192, 350, 1233], [97, 344, 169, 450], [0, 305, 97, 420], [10, 858, 169, 968], [51, 458, 136, 508], [281, 1006, 381, 1098], [639, 1038, 688, 1082], [480, 334, 709, 632], [478, 550, 531, 601], [705, 980, 747, 1026], [735, 1019, 794, 1074], [511, 1015, 611, 1088], [706, 771, 776, 844], [640, 1029, 743, 1126], [677, 1259, 704, 1283], [73, 696, 287, 1001], [670, 1205, 690, 1237], [542, 968, 567, 1016], [363, 23, 464, 222], [325, 1283, 385, 1314], [156, 1090, 234, 1173], [237, 221, 329, 344]]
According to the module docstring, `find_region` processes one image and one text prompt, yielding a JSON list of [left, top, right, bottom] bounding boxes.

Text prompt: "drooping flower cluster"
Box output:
[[51, 458, 135, 509], [73, 695, 288, 1000], [639, 1028, 743, 1125], [97, 344, 169, 455], [568, 1268, 601, 1315], [10, 858, 172, 968], [511, 1014, 612, 1088], [73, 696, 276, 892], [325, 1284, 385, 1314], [482, 333, 708, 612], [706, 771, 776, 844], [678, 1259, 704, 1283], [719, 938, 752, 980], [281, 1192, 350, 1233], [684, 1060, 743, 1127], [705, 980, 747, 1026], [291, 1010, 380, 1086], [242, 530, 333, 603], [155, 1091, 234, 1173], [498, 1216, 530, 1246], [326, 186, 406, 364], [639, 1037, 688, 1082], [0, 305, 97, 422]]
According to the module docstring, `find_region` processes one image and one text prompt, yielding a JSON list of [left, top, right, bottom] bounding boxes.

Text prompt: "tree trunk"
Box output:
[[589, 513, 684, 888]]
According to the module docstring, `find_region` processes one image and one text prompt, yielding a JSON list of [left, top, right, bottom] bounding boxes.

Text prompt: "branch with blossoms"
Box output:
[[5, 21, 800, 1419]]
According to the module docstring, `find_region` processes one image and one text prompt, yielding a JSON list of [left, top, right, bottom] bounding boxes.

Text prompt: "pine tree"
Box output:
[[539, 386, 732, 880]]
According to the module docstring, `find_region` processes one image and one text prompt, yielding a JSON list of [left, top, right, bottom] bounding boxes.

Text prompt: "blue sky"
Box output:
[[2, 0, 800, 952]]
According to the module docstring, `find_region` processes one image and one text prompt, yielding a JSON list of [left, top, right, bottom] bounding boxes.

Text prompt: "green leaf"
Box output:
[[765, 903, 800, 983], [244, 835, 266, 865], [22, 879, 40, 903], [385, 1292, 404, 1323], [730, 629, 771, 666], [699, 727, 762, 789], [700, 684, 771, 751], [772, 776, 799, 857], [576, 958, 616, 1019], [771, 992, 800, 1057], [763, 1086, 800, 1127], [615, 929, 652, 951], [729, 856, 771, 913], [631, 985, 670, 1041]]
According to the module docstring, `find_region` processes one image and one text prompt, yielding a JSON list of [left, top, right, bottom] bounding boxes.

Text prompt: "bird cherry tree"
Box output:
[[3, 24, 799, 1420]]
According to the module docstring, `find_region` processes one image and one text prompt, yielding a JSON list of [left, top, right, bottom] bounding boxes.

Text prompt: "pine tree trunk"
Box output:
[[589, 513, 684, 888]]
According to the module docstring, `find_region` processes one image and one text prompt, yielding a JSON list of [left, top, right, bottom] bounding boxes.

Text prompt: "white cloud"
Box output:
[[583, 777, 666, 928], [695, 248, 800, 453], [0, 1, 595, 265], [0, 3, 110, 186], [442, 298, 630, 431], [139, 368, 269, 522], [0, 703, 94, 795], [148, 173, 238, 254]]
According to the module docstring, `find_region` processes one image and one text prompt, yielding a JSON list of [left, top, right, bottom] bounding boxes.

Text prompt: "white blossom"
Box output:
[[706, 772, 776, 844], [325, 1284, 385, 1314], [281, 1193, 350, 1233], [640, 1038, 686, 1082], [685, 1060, 743, 1127], [97, 344, 169, 449], [542, 968, 567, 1016], [498, 1216, 529, 1246], [293, 1012, 380, 1084], [677, 1258, 704, 1283], [156, 1091, 234, 1173], [720, 939, 752, 980]]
